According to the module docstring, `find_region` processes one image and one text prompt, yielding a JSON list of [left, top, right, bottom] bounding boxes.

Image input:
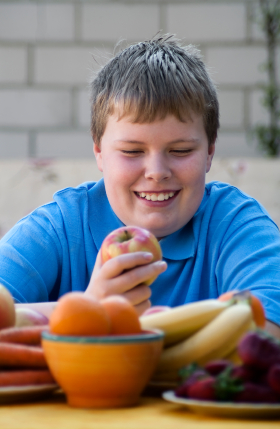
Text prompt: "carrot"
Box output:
[[0, 343, 47, 368], [249, 295, 266, 328], [0, 325, 49, 346], [0, 369, 55, 387]]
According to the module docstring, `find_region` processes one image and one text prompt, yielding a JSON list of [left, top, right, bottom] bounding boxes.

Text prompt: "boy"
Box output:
[[0, 35, 280, 337]]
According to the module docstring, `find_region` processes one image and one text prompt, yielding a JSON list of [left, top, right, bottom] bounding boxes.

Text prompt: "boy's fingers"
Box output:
[[94, 250, 103, 270], [101, 252, 154, 278], [135, 300, 151, 317], [123, 284, 152, 306], [108, 260, 167, 295]]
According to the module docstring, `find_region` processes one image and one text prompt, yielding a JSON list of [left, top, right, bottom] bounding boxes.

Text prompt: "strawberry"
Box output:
[[204, 360, 232, 376], [176, 364, 209, 398], [238, 331, 280, 370], [187, 376, 216, 401], [175, 370, 208, 398], [267, 364, 280, 394], [234, 382, 279, 403], [185, 366, 244, 402], [230, 365, 257, 383]]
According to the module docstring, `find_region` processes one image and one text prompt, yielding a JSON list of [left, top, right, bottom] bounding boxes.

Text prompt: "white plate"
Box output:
[[0, 384, 59, 404], [162, 390, 280, 419]]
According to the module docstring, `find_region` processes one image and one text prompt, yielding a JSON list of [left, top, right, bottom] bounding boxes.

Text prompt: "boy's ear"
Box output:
[[93, 143, 103, 172], [206, 143, 215, 173]]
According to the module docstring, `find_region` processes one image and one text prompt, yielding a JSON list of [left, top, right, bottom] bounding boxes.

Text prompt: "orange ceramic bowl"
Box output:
[[41, 329, 164, 408]]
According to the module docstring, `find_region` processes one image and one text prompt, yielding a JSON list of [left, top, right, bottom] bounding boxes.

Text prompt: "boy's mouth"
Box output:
[[135, 191, 179, 202]]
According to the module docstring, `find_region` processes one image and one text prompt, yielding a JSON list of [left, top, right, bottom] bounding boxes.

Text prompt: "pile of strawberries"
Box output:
[[175, 330, 280, 403]]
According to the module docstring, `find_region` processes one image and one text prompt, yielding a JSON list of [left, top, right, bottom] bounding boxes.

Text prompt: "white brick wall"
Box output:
[[0, 133, 29, 158], [81, 4, 160, 42], [0, 48, 27, 83], [167, 4, 247, 42], [78, 90, 91, 127], [216, 132, 259, 157], [36, 131, 93, 158], [0, 3, 74, 41], [0, 4, 38, 41], [35, 4, 75, 41], [0, 90, 71, 127], [206, 47, 267, 85], [0, 0, 278, 159], [218, 90, 244, 128], [34, 47, 100, 84], [250, 90, 270, 126]]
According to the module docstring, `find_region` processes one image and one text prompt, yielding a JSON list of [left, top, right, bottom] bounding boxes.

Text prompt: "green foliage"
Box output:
[[253, 0, 280, 157], [215, 367, 244, 402], [254, 124, 280, 156]]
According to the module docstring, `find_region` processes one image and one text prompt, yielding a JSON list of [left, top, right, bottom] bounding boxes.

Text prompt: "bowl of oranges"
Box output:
[[42, 293, 164, 408]]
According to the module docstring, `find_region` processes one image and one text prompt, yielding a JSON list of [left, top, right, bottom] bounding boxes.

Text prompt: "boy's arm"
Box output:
[[0, 207, 63, 304], [13, 251, 167, 320], [15, 302, 57, 319], [216, 218, 280, 331]]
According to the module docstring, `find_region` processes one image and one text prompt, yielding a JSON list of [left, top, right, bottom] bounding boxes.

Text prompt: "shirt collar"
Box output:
[[159, 221, 195, 260], [88, 178, 195, 261]]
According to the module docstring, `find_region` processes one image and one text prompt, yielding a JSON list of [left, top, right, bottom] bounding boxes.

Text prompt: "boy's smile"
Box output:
[[94, 113, 215, 238]]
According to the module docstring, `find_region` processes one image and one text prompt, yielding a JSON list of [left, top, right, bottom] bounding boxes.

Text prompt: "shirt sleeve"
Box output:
[[215, 207, 280, 326], [0, 203, 63, 303]]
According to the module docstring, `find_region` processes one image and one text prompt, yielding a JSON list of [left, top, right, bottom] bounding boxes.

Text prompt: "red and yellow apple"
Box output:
[[0, 283, 16, 329], [15, 308, 49, 327], [101, 226, 162, 286]]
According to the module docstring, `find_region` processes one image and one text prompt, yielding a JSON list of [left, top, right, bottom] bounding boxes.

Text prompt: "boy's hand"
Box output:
[[85, 251, 167, 316]]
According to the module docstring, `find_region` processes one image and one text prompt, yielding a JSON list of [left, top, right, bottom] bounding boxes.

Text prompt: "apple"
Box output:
[[101, 226, 162, 286], [0, 283, 16, 329], [142, 305, 171, 316], [15, 308, 49, 328]]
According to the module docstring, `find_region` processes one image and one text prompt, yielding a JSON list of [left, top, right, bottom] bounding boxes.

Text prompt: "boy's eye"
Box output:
[[171, 149, 192, 155], [121, 150, 142, 155]]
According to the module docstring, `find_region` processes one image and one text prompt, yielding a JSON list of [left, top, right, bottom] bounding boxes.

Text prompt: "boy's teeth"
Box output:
[[138, 192, 175, 201]]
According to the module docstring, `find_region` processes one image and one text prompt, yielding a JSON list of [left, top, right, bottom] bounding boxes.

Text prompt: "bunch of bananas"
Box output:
[[140, 299, 255, 382]]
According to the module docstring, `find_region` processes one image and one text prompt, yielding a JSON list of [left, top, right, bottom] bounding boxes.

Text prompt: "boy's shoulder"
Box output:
[[54, 181, 98, 197], [205, 180, 261, 205], [205, 180, 249, 197], [202, 180, 277, 227]]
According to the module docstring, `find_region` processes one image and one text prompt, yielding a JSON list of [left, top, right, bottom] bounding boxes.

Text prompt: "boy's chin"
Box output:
[[140, 224, 178, 239]]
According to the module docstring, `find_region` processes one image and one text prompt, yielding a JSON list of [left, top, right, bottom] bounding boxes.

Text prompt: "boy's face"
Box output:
[[94, 113, 215, 238]]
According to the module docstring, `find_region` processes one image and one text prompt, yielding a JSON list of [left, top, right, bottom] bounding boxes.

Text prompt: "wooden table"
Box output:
[[0, 390, 280, 429]]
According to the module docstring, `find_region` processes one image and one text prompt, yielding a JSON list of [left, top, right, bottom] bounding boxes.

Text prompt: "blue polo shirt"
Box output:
[[0, 179, 280, 325]]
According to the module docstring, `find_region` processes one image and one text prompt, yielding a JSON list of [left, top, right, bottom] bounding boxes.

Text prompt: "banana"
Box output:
[[140, 299, 228, 346], [223, 348, 242, 365], [155, 303, 253, 374], [223, 320, 256, 365]]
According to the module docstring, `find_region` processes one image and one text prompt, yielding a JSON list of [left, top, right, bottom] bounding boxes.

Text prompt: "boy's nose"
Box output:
[[144, 155, 171, 182]]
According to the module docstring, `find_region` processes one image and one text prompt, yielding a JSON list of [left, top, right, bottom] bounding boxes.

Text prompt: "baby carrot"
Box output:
[[0, 325, 49, 346], [0, 369, 55, 387], [0, 343, 47, 368]]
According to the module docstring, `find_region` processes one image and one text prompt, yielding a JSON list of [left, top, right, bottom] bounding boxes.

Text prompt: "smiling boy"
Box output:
[[0, 35, 280, 337]]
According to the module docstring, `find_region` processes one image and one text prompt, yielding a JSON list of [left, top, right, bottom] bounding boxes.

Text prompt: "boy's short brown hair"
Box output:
[[90, 35, 219, 147]]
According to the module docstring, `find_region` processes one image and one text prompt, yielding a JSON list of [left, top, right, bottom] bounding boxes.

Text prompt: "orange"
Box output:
[[49, 292, 111, 336], [101, 296, 141, 335], [218, 290, 266, 328]]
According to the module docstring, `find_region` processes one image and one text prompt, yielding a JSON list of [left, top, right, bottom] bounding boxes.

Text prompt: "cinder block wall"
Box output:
[[0, 0, 278, 159]]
